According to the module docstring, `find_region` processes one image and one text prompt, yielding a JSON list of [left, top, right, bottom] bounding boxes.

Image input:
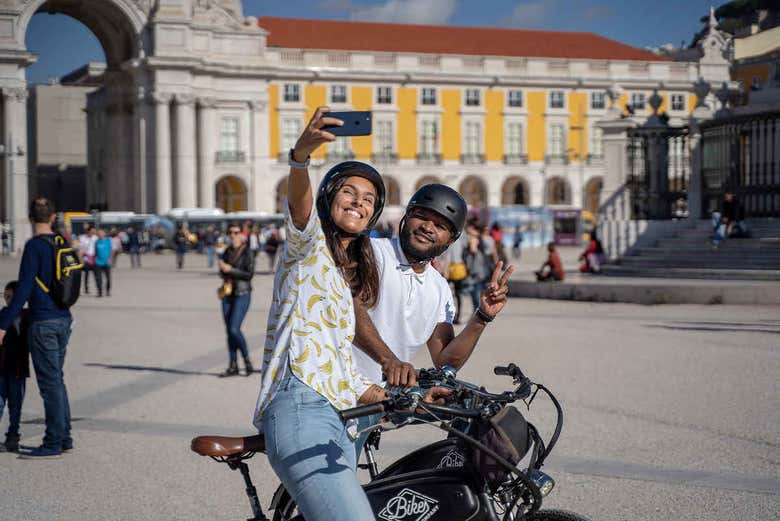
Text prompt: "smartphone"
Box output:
[[322, 111, 372, 136]]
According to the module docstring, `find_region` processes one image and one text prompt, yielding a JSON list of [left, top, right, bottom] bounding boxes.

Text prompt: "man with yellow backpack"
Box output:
[[0, 197, 82, 459]]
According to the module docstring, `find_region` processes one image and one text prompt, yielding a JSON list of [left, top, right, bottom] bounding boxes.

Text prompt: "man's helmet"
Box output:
[[405, 184, 468, 241], [316, 161, 386, 235]]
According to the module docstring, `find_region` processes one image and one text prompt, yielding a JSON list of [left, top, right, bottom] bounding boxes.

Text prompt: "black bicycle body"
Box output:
[[267, 364, 591, 521]]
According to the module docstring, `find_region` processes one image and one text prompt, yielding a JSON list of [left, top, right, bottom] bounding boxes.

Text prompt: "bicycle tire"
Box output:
[[525, 508, 593, 521], [271, 485, 297, 521]]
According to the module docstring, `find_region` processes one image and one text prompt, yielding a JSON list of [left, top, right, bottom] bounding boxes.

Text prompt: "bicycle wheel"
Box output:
[[525, 509, 593, 521]]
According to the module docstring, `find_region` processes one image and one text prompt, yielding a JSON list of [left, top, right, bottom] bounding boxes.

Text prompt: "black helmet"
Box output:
[[316, 161, 386, 236], [405, 184, 468, 241]]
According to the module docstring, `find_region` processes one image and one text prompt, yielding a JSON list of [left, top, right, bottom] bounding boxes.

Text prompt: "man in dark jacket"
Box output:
[[0, 281, 29, 452], [0, 198, 73, 459]]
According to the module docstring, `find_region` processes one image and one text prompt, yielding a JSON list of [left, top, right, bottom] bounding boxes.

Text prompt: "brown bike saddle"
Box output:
[[190, 434, 265, 458]]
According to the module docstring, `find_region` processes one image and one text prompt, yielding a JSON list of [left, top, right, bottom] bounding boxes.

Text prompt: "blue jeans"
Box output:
[[206, 245, 216, 268], [28, 317, 73, 450], [262, 375, 374, 521], [466, 282, 485, 314], [221, 293, 250, 364], [0, 375, 26, 436]]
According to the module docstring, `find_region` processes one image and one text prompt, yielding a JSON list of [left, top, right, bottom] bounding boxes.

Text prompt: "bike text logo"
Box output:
[[436, 448, 465, 469], [378, 488, 440, 521]]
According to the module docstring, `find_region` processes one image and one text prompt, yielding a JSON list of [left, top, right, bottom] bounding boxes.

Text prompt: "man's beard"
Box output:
[[399, 225, 449, 262]]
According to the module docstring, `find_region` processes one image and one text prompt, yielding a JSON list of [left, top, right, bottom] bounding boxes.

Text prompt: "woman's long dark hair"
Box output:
[[321, 177, 381, 308]]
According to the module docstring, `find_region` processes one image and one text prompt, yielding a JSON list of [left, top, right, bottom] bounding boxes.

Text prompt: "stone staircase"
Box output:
[[602, 219, 780, 281]]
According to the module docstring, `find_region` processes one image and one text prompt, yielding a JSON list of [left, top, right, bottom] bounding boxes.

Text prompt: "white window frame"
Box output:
[[281, 117, 302, 154], [418, 117, 440, 157], [505, 121, 524, 157], [374, 118, 395, 156], [376, 85, 393, 105], [549, 91, 565, 110], [630, 92, 646, 111], [421, 87, 437, 106], [507, 89, 523, 108], [465, 89, 481, 107], [219, 117, 240, 153], [670, 93, 686, 112], [590, 92, 606, 110], [283, 83, 301, 103], [330, 84, 348, 104], [462, 120, 482, 156], [547, 123, 566, 157]]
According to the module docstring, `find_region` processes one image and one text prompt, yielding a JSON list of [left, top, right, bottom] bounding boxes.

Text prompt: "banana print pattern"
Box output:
[[253, 207, 374, 431]]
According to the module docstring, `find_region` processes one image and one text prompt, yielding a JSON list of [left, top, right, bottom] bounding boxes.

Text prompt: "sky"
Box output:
[[25, 0, 722, 84]]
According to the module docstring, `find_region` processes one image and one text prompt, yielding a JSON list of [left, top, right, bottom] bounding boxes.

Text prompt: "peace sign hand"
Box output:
[[478, 261, 515, 319], [292, 106, 343, 163]]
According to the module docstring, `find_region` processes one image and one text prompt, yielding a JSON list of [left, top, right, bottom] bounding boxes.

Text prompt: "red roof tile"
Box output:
[[258, 17, 668, 62]]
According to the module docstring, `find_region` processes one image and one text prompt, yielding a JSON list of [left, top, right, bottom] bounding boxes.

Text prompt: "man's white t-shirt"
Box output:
[[79, 234, 97, 257], [353, 238, 455, 384]]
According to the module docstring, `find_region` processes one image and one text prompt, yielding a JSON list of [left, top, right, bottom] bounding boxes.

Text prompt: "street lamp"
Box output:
[[0, 134, 25, 253]]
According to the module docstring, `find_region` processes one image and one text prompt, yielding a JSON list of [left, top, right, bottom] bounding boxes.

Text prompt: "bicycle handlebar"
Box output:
[[339, 401, 388, 421]]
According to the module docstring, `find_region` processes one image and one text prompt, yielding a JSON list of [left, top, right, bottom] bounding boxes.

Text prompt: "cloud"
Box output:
[[348, 0, 458, 25], [506, 1, 550, 28]]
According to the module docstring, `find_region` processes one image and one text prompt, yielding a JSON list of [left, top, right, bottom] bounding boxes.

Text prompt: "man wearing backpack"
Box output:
[[0, 198, 74, 459]]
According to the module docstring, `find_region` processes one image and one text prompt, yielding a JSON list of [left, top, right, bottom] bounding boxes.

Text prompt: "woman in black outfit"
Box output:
[[218, 223, 255, 377]]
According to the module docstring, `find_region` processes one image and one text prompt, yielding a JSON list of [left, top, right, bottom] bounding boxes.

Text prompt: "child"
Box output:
[[0, 281, 30, 452]]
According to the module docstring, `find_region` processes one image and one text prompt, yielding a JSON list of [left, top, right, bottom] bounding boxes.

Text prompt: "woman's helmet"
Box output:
[[404, 184, 468, 242], [316, 161, 386, 235]]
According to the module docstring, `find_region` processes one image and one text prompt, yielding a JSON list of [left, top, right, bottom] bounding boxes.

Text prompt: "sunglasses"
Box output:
[[229, 230, 242, 235]]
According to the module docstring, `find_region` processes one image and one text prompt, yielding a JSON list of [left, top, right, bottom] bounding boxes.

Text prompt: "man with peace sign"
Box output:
[[352, 183, 515, 391]]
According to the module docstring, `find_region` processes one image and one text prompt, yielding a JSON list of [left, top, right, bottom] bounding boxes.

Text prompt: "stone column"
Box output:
[[688, 79, 713, 224], [134, 87, 149, 213], [153, 92, 173, 214], [174, 93, 197, 208], [249, 99, 269, 211], [597, 116, 637, 259], [3, 87, 30, 253], [197, 97, 216, 208]]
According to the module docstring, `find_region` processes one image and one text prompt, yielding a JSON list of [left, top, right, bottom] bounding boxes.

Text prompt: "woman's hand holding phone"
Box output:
[[292, 106, 343, 163]]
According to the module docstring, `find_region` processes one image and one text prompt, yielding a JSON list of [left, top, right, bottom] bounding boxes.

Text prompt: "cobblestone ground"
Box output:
[[0, 252, 777, 520]]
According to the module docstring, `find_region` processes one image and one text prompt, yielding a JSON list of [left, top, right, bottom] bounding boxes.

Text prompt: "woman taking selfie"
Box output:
[[252, 107, 393, 521], [218, 222, 255, 377]]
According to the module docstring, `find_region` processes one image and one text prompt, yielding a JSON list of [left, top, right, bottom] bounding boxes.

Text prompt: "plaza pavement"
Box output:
[[0, 251, 778, 520]]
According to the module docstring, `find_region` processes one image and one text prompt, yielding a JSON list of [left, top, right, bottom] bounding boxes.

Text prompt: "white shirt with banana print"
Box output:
[[253, 205, 374, 430]]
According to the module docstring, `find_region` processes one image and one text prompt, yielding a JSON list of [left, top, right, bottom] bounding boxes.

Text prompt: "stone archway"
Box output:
[[545, 176, 571, 205], [415, 175, 441, 191], [215, 175, 247, 212], [583, 176, 603, 215], [275, 176, 288, 214], [459, 175, 487, 208], [501, 176, 529, 205], [0, 0, 267, 252], [383, 175, 401, 205]]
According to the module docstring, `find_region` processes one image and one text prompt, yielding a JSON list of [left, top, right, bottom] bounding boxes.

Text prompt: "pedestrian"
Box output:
[[711, 192, 741, 247], [444, 231, 468, 324], [490, 222, 508, 264], [94, 229, 112, 297], [254, 108, 442, 521], [579, 229, 606, 273], [127, 226, 141, 268], [174, 226, 187, 269], [0, 197, 74, 459], [78, 226, 97, 293], [463, 222, 495, 315], [110, 228, 122, 268], [535, 242, 565, 282], [217, 223, 255, 377], [248, 225, 261, 262], [0, 281, 29, 453], [262, 227, 280, 273], [203, 225, 217, 269], [512, 224, 524, 259]]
